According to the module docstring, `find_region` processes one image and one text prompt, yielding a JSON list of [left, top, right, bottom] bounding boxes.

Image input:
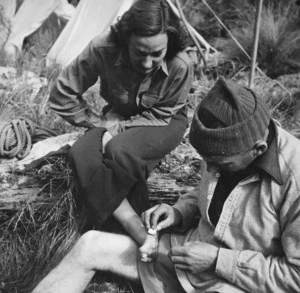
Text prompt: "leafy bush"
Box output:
[[182, 0, 300, 78]]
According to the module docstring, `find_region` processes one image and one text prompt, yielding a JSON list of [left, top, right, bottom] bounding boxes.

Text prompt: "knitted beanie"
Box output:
[[189, 77, 271, 156]]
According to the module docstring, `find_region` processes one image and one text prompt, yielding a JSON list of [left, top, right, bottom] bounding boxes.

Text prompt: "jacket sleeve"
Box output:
[[215, 194, 300, 293], [48, 40, 105, 128], [172, 188, 200, 231], [107, 59, 193, 136]]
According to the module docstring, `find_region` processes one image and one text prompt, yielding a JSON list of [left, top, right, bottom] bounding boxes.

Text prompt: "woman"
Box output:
[[48, 0, 193, 247]]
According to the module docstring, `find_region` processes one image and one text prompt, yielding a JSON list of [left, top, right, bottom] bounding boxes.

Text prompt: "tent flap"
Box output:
[[46, 0, 134, 67]]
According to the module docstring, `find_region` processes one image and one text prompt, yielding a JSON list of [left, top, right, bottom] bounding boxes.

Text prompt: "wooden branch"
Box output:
[[166, 0, 217, 54], [293, 92, 300, 122], [0, 169, 65, 210], [249, 0, 263, 88]]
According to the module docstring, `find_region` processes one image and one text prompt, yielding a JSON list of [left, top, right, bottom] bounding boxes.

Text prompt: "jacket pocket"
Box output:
[[140, 93, 160, 108], [110, 89, 129, 105]]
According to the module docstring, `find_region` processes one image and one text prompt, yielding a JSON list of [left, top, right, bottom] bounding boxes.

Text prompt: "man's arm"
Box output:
[[214, 196, 300, 293], [142, 187, 200, 232], [171, 194, 300, 293]]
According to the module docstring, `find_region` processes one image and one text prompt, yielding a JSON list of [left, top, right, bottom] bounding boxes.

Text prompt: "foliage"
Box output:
[[181, 0, 300, 78], [181, 0, 256, 40], [220, 1, 300, 78]]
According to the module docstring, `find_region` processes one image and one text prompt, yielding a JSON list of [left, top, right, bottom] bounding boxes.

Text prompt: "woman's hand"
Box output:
[[102, 131, 113, 154]]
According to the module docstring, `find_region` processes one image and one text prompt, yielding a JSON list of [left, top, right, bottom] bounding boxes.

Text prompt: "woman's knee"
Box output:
[[105, 138, 129, 160]]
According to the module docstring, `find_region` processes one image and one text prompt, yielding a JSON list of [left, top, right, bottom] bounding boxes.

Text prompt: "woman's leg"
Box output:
[[32, 231, 140, 293], [105, 111, 187, 240], [68, 110, 188, 227], [112, 198, 147, 245], [105, 109, 188, 214], [105, 109, 188, 174], [113, 198, 159, 262]]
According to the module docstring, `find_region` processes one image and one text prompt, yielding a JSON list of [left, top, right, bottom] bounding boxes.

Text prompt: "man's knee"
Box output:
[[72, 230, 108, 268], [73, 231, 138, 273]]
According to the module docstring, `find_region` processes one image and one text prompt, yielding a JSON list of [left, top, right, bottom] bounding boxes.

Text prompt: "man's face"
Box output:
[[201, 149, 256, 173], [128, 33, 168, 75]]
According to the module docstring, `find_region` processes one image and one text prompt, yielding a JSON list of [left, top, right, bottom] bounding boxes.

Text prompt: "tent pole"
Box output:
[[174, 0, 207, 68], [249, 0, 263, 88]]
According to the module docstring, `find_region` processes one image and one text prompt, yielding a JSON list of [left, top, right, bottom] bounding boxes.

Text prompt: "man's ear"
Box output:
[[253, 140, 268, 157]]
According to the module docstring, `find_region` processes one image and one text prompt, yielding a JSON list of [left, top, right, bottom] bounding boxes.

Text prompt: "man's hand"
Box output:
[[141, 203, 182, 231], [169, 241, 219, 274], [102, 131, 113, 154]]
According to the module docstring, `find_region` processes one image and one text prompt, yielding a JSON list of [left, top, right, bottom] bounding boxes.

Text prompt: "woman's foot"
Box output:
[[139, 230, 159, 262]]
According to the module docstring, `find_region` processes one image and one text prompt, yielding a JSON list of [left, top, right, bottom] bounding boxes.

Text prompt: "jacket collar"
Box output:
[[254, 120, 283, 185]]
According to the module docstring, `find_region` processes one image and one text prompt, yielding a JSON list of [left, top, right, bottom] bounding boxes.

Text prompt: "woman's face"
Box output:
[[128, 33, 168, 75]]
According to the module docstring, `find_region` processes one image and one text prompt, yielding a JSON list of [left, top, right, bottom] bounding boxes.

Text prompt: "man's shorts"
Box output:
[[137, 230, 246, 293], [137, 233, 186, 293]]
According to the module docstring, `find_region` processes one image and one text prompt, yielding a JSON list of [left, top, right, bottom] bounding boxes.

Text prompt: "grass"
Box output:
[[0, 191, 79, 292]]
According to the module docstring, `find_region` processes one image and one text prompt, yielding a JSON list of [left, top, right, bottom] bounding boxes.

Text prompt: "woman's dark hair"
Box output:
[[110, 0, 188, 60]]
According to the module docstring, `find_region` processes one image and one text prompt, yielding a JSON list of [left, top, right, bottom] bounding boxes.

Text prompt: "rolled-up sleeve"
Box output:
[[48, 40, 104, 128], [172, 188, 200, 231]]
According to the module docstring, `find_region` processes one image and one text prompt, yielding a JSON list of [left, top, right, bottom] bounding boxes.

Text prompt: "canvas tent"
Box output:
[[46, 0, 135, 66], [2, 0, 75, 58], [0, 0, 17, 46], [0, 0, 136, 66], [1, 0, 216, 68]]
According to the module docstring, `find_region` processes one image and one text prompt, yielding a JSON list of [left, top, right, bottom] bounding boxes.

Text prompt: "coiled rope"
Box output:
[[0, 118, 57, 159]]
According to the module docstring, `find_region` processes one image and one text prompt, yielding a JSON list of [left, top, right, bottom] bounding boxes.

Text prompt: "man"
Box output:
[[48, 0, 193, 246], [33, 78, 300, 293]]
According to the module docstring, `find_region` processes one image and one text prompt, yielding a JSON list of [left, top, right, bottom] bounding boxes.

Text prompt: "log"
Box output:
[[0, 158, 199, 211], [0, 132, 202, 210], [147, 174, 195, 205], [0, 161, 68, 210]]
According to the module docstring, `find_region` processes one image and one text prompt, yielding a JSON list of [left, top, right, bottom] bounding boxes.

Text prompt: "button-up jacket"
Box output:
[[172, 125, 300, 293], [48, 34, 193, 136]]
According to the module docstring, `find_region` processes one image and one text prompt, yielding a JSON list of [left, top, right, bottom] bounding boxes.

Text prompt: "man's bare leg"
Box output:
[[32, 230, 140, 293]]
